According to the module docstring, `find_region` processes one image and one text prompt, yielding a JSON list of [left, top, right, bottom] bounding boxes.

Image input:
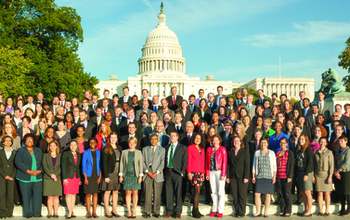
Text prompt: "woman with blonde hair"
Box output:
[[35, 118, 47, 144], [95, 121, 112, 151], [234, 122, 249, 150], [45, 110, 56, 128], [283, 100, 293, 121]]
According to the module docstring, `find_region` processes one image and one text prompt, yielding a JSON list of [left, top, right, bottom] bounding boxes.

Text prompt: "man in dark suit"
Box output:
[[226, 97, 235, 112], [132, 95, 141, 112], [142, 134, 165, 218], [254, 89, 267, 106], [135, 100, 154, 121], [278, 94, 288, 111], [98, 89, 113, 106], [81, 97, 96, 120], [101, 98, 115, 118], [306, 104, 319, 129], [293, 91, 306, 111], [151, 120, 170, 147], [35, 92, 45, 105], [50, 96, 60, 116], [120, 122, 142, 150], [317, 91, 332, 123], [89, 107, 105, 129], [171, 112, 185, 135], [163, 132, 188, 218], [233, 91, 243, 107], [119, 107, 142, 137], [188, 95, 199, 113], [213, 86, 227, 107], [166, 86, 183, 111], [137, 89, 153, 109], [118, 86, 133, 107], [152, 95, 162, 113], [72, 106, 81, 124], [207, 92, 218, 113], [90, 94, 99, 112], [302, 98, 312, 117], [71, 109, 97, 139]]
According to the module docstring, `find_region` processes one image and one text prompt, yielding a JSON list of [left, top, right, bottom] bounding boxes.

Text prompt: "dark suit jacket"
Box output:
[[71, 122, 97, 139], [164, 143, 188, 176], [168, 123, 185, 135], [306, 114, 317, 130], [213, 95, 227, 105], [294, 100, 303, 110], [199, 108, 212, 124], [118, 96, 133, 107], [208, 102, 218, 113], [98, 98, 113, 107], [119, 120, 142, 137], [89, 116, 105, 126], [137, 99, 153, 109], [15, 147, 43, 181], [120, 134, 142, 150], [188, 105, 199, 114], [254, 98, 267, 106], [233, 99, 243, 108], [302, 108, 312, 117], [166, 95, 183, 111], [176, 110, 192, 123], [61, 151, 81, 179], [179, 132, 198, 147], [102, 107, 115, 118], [82, 106, 96, 119], [101, 146, 122, 178], [0, 149, 16, 179], [226, 148, 250, 179], [16, 128, 35, 142]]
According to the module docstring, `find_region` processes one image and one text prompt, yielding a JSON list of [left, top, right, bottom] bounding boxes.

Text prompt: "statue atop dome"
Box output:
[[160, 2, 164, 13]]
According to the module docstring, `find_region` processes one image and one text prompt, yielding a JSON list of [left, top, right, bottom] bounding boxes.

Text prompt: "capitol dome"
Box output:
[[138, 3, 186, 76]]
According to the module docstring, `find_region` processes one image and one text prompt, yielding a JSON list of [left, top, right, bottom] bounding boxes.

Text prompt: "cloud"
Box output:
[[242, 21, 350, 47]]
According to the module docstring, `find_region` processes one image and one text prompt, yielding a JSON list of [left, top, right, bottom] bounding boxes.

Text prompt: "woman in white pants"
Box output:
[[205, 134, 227, 218]]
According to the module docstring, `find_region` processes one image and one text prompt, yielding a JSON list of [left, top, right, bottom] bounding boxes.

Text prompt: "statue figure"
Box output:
[[161, 2, 163, 10], [317, 68, 345, 97]]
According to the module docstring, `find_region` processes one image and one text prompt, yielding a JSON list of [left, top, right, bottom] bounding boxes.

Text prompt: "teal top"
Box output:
[[17, 152, 42, 183], [263, 128, 276, 138]]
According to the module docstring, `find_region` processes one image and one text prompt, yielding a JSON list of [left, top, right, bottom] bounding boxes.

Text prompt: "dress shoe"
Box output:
[[153, 214, 160, 218], [143, 214, 151, 218], [163, 214, 172, 218], [175, 214, 181, 218]]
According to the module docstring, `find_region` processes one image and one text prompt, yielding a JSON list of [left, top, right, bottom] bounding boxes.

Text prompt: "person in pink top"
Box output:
[[187, 133, 205, 218], [310, 125, 327, 152], [205, 134, 227, 218]]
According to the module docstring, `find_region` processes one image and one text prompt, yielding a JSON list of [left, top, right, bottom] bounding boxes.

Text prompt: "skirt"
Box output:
[[101, 172, 120, 191], [315, 171, 332, 192], [297, 171, 313, 191], [190, 172, 204, 186], [64, 173, 80, 195], [255, 178, 274, 194]]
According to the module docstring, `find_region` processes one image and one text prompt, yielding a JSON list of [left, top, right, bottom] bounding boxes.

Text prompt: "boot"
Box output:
[[198, 208, 204, 217], [192, 208, 201, 218]]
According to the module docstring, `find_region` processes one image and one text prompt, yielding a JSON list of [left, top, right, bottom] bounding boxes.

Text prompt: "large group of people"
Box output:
[[0, 85, 350, 219]]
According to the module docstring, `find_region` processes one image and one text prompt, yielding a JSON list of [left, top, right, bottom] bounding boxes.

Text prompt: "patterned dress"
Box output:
[[123, 152, 141, 190]]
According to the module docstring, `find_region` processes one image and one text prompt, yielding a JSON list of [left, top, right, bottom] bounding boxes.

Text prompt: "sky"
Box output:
[[55, 0, 350, 89]]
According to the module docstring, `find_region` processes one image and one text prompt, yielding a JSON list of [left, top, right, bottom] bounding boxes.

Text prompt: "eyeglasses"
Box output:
[[332, 115, 339, 117]]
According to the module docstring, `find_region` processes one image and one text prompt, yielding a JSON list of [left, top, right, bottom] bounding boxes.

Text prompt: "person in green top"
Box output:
[[263, 117, 276, 138]]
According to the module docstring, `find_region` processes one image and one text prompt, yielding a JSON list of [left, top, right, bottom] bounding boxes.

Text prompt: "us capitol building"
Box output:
[[96, 4, 315, 100]]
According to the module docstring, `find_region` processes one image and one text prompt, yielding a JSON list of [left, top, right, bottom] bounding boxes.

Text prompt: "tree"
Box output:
[[0, 0, 99, 101], [338, 37, 350, 92], [0, 46, 33, 98]]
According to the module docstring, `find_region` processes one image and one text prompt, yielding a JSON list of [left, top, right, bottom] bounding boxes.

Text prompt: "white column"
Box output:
[[165, 60, 167, 71], [183, 63, 186, 73], [165, 82, 169, 97]]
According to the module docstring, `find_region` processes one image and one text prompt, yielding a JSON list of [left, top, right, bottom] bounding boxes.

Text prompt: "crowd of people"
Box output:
[[0, 85, 350, 219]]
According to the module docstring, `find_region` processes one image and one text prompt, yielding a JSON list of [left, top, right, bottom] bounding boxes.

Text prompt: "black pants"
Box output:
[[19, 181, 42, 217], [0, 178, 15, 217], [276, 178, 292, 214], [292, 166, 302, 203], [229, 177, 248, 216], [166, 171, 183, 215], [182, 176, 194, 203]]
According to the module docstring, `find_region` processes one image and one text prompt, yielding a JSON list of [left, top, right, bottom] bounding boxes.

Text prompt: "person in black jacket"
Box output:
[[226, 136, 250, 217], [275, 137, 294, 217], [0, 136, 16, 218], [61, 140, 82, 219]]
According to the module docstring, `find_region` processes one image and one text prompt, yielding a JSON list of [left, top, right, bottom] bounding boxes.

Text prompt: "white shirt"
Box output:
[[124, 96, 129, 102]]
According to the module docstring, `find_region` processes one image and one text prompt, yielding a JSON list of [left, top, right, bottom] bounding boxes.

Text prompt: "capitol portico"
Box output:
[[96, 4, 315, 101]]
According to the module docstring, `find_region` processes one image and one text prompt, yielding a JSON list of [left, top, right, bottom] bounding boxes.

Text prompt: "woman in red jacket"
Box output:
[[187, 133, 205, 218], [206, 134, 227, 218], [95, 121, 111, 150]]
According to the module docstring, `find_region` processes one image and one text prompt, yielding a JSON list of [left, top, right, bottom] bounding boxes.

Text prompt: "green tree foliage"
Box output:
[[0, 0, 99, 101], [0, 46, 33, 98], [338, 37, 350, 92]]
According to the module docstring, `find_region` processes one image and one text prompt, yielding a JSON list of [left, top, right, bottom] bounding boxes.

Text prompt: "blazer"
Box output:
[[101, 146, 122, 178], [167, 122, 185, 135], [89, 116, 105, 127], [208, 102, 218, 113], [118, 96, 133, 107], [15, 127, 35, 142], [71, 122, 97, 140], [120, 134, 142, 150], [142, 145, 165, 182], [164, 143, 188, 176], [150, 132, 170, 148], [306, 114, 317, 130], [319, 101, 332, 123], [176, 110, 192, 123], [119, 120, 142, 137], [213, 95, 227, 106], [294, 100, 303, 110], [198, 108, 212, 124], [166, 95, 183, 111], [335, 147, 350, 172], [187, 144, 205, 174], [0, 149, 16, 179], [82, 149, 101, 177], [119, 149, 143, 177], [226, 148, 250, 179], [314, 148, 333, 174], [179, 132, 197, 147], [302, 108, 312, 117], [157, 109, 175, 122], [276, 150, 294, 179], [254, 98, 267, 106], [245, 104, 256, 119], [269, 132, 289, 153], [15, 146, 43, 181], [42, 153, 61, 181], [206, 146, 227, 177], [296, 147, 314, 175], [137, 99, 153, 109], [61, 151, 81, 179], [188, 105, 199, 114], [95, 134, 109, 151], [249, 140, 261, 167]]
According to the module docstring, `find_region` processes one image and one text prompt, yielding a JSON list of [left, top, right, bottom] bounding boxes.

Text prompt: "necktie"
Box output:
[[151, 148, 155, 164], [319, 102, 323, 113], [97, 117, 100, 126], [177, 126, 180, 131], [169, 144, 174, 168], [190, 105, 193, 112], [247, 105, 250, 111], [61, 101, 63, 106], [154, 106, 157, 113], [210, 103, 212, 108], [260, 99, 262, 104], [188, 135, 191, 144], [173, 97, 175, 105], [103, 109, 106, 117]]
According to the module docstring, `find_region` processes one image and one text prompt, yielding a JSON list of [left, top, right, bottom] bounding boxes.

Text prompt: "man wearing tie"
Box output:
[[241, 88, 248, 104], [317, 91, 331, 123], [135, 100, 153, 121], [137, 89, 153, 109], [152, 95, 162, 113], [112, 105, 126, 129], [151, 121, 170, 147], [142, 134, 165, 218], [59, 92, 66, 107], [98, 89, 113, 106], [306, 104, 319, 129], [90, 94, 99, 112], [90, 107, 105, 129], [172, 113, 185, 134], [101, 98, 114, 118], [71, 110, 96, 139], [302, 98, 312, 117], [254, 89, 266, 106], [245, 95, 256, 119], [143, 112, 159, 146], [294, 91, 306, 110], [213, 86, 227, 107], [118, 86, 133, 107], [81, 97, 95, 120], [35, 92, 45, 105], [119, 107, 142, 137], [163, 132, 188, 218], [50, 96, 60, 116], [72, 106, 81, 124], [166, 86, 183, 111], [207, 93, 217, 113], [233, 91, 243, 107]]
